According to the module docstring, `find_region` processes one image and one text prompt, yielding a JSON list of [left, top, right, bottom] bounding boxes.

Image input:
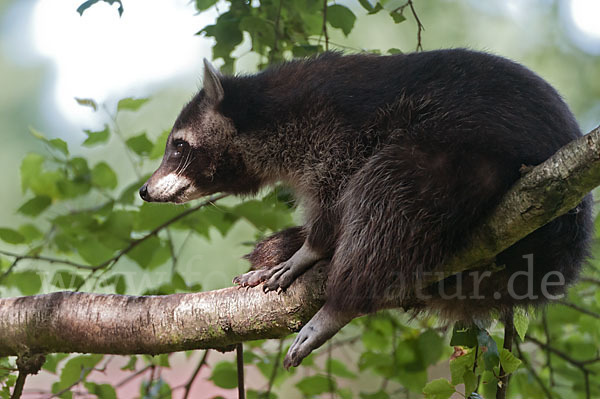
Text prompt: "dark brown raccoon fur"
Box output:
[[141, 49, 593, 367]]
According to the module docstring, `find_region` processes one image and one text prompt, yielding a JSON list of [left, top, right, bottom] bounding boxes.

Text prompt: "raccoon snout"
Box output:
[[139, 184, 150, 201]]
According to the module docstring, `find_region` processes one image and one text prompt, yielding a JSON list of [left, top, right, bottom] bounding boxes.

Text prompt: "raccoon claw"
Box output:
[[233, 269, 272, 288], [283, 327, 315, 369], [263, 262, 295, 293]]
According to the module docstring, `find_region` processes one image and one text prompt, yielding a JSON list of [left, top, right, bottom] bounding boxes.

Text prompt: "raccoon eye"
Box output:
[[172, 139, 188, 156]]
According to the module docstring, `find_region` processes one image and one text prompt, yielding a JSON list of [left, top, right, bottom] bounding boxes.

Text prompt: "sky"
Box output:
[[1, 0, 600, 129]]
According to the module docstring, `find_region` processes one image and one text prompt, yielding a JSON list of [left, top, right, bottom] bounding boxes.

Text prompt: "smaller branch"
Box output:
[[407, 0, 424, 51], [0, 258, 20, 283], [270, 0, 283, 63], [115, 364, 153, 388], [542, 310, 555, 386], [264, 341, 283, 397], [391, 0, 424, 51], [526, 335, 600, 370], [236, 344, 245, 399], [10, 373, 26, 399], [584, 370, 591, 399], [102, 105, 141, 179], [182, 351, 210, 399], [0, 194, 228, 277], [578, 276, 600, 285], [322, 0, 329, 51], [557, 300, 600, 319], [496, 309, 514, 399], [515, 343, 554, 399]]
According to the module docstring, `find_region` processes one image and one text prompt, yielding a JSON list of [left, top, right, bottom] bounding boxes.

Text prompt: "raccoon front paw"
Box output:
[[233, 269, 273, 288], [262, 261, 296, 293], [283, 322, 319, 369]]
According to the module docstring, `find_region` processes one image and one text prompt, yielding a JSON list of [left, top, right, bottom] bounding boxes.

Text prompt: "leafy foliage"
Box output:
[[1, 0, 599, 398]]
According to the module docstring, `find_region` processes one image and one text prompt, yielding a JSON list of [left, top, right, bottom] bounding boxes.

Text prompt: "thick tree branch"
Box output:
[[0, 126, 599, 357]]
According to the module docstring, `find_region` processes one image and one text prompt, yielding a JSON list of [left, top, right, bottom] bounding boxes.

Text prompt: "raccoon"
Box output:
[[140, 50, 592, 368]]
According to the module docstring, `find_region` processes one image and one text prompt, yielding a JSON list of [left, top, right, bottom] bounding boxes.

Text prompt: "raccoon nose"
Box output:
[[139, 184, 149, 201]]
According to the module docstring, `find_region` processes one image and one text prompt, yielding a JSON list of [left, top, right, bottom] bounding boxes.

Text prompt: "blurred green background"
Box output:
[[1, 1, 600, 397], [1, 0, 599, 294]]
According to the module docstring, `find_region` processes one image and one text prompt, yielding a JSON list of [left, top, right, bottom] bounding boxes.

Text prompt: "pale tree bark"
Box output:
[[0, 126, 599, 359]]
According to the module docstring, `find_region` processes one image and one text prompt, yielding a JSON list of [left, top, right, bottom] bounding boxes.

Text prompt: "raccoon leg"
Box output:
[[234, 227, 305, 287], [262, 240, 323, 292], [283, 304, 354, 368]]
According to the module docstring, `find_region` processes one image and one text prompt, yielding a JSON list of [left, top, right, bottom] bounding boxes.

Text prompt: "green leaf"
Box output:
[[326, 358, 357, 379], [388, 48, 403, 55], [499, 348, 521, 374], [100, 274, 127, 295], [450, 323, 480, 348], [42, 354, 69, 374], [20, 153, 45, 194], [390, 10, 406, 24], [326, 5, 356, 36], [75, 239, 114, 266], [18, 196, 52, 217], [357, 0, 375, 12], [292, 44, 323, 57], [126, 133, 154, 156], [422, 378, 455, 399], [449, 350, 475, 385], [463, 370, 478, 396], [360, 391, 389, 399], [150, 130, 170, 159], [240, 16, 275, 52], [417, 329, 444, 366], [84, 382, 116, 399], [117, 97, 149, 112], [121, 356, 137, 371], [74, 97, 98, 111], [91, 162, 118, 189], [209, 361, 238, 389], [49, 138, 69, 156], [52, 271, 85, 290], [232, 199, 293, 231], [55, 355, 103, 393], [513, 308, 529, 341], [196, 0, 218, 11], [18, 224, 43, 243], [480, 370, 498, 398], [83, 125, 110, 147], [135, 203, 189, 232], [296, 375, 335, 396], [477, 330, 500, 371], [126, 236, 170, 270], [0, 228, 25, 244], [2, 271, 42, 295]]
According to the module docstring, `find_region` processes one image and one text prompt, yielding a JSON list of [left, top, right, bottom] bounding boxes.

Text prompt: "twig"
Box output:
[[0, 258, 19, 284], [237, 343, 245, 399], [542, 310, 554, 386], [0, 193, 228, 274], [391, 0, 424, 51], [264, 340, 283, 398], [115, 364, 153, 388], [10, 372, 26, 399], [515, 343, 554, 399], [270, 0, 283, 62], [103, 105, 141, 179], [407, 0, 424, 51], [182, 350, 210, 399], [322, 0, 329, 51], [526, 335, 600, 370], [557, 300, 600, 319], [496, 309, 514, 399]]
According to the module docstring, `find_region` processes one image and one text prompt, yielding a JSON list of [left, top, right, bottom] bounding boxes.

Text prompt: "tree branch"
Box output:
[[0, 126, 599, 357]]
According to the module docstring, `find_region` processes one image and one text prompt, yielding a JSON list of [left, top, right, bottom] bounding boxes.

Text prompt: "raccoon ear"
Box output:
[[203, 58, 224, 105]]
